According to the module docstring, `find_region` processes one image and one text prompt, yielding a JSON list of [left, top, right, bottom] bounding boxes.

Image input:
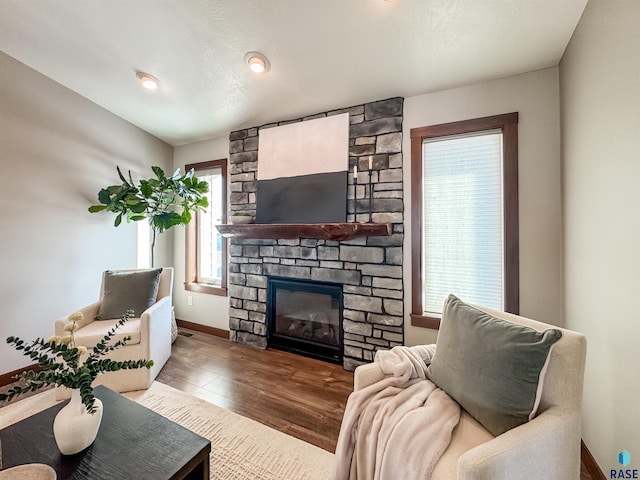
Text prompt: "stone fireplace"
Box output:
[[226, 97, 405, 371]]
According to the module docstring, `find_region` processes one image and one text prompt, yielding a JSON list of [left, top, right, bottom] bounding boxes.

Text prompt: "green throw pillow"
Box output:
[[96, 268, 162, 320], [426, 294, 562, 436]]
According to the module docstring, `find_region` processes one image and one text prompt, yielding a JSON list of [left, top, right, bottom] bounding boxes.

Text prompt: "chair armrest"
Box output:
[[354, 362, 387, 391], [54, 301, 101, 336], [139, 296, 173, 372], [458, 407, 581, 480], [139, 296, 172, 332]]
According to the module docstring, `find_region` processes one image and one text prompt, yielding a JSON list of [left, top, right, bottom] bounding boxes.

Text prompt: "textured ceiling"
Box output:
[[0, 0, 588, 146]]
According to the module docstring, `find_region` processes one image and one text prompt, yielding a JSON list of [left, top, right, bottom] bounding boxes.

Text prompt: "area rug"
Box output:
[[0, 382, 334, 480]]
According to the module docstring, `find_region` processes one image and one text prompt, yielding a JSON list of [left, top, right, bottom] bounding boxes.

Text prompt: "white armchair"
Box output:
[[353, 306, 587, 480], [55, 268, 174, 396]]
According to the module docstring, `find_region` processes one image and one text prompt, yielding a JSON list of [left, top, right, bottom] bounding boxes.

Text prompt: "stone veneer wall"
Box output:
[[227, 97, 404, 371]]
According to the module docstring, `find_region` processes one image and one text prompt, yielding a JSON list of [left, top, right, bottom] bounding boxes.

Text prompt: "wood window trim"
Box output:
[[185, 159, 228, 297], [410, 112, 519, 329]]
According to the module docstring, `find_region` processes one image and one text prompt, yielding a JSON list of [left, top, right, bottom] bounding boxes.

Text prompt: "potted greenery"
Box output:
[[88, 166, 209, 266], [230, 211, 255, 224], [0, 311, 152, 454]]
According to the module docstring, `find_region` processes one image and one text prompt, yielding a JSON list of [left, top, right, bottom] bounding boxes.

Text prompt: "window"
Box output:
[[185, 159, 227, 296], [410, 113, 519, 328]]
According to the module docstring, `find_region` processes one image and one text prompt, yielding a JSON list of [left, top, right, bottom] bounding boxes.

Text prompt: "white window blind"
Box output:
[[197, 167, 223, 284], [422, 130, 504, 314]]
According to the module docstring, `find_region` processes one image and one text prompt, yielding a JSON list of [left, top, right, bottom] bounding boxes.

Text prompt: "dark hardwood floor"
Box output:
[[1, 327, 596, 478], [156, 328, 353, 452]]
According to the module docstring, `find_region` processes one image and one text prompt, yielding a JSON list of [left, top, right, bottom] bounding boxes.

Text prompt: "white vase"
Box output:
[[53, 389, 103, 455]]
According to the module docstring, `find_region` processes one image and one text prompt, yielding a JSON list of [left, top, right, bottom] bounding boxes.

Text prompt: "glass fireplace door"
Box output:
[[267, 278, 343, 364]]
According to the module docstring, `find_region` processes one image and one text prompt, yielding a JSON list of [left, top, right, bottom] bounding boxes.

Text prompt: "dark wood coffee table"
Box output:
[[0, 385, 211, 479]]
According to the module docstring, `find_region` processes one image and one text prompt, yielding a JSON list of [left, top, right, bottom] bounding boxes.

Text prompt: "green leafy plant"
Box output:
[[0, 311, 153, 413], [88, 166, 209, 266]]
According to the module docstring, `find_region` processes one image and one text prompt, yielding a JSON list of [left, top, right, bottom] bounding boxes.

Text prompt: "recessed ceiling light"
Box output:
[[136, 72, 160, 90], [244, 51, 270, 74]]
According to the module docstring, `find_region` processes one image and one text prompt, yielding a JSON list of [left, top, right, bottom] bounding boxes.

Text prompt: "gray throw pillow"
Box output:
[[426, 294, 562, 437], [96, 268, 163, 320]]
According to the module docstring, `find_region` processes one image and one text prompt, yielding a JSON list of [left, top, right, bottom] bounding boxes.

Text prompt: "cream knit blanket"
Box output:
[[331, 345, 460, 480]]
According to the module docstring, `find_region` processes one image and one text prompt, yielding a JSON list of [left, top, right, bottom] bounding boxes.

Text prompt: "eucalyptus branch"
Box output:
[[1, 311, 154, 412], [88, 313, 132, 360]]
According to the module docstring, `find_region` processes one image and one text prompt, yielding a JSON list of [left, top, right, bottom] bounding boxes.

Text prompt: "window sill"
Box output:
[[185, 282, 227, 297], [410, 313, 441, 330]]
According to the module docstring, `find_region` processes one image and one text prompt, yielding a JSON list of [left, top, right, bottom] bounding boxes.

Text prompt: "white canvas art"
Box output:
[[255, 113, 350, 224], [258, 113, 349, 180]]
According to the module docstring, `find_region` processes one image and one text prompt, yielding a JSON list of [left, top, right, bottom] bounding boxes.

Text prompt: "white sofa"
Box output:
[[55, 267, 173, 396], [354, 306, 587, 480]]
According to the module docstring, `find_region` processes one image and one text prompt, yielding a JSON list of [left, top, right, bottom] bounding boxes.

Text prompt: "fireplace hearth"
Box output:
[[267, 278, 343, 364]]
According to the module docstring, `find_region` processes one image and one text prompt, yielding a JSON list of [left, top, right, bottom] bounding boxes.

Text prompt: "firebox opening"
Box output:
[[267, 277, 343, 364]]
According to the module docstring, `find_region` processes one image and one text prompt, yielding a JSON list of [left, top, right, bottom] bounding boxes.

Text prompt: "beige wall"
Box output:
[[172, 137, 230, 331], [560, 0, 640, 470], [0, 52, 173, 373], [402, 67, 564, 346]]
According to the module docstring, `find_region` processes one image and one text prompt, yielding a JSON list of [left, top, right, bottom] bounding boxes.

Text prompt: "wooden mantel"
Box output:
[[215, 222, 392, 242]]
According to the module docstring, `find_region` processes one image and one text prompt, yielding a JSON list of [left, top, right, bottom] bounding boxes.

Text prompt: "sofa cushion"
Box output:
[[74, 316, 141, 348], [431, 410, 495, 480], [426, 294, 562, 436], [96, 268, 162, 320]]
